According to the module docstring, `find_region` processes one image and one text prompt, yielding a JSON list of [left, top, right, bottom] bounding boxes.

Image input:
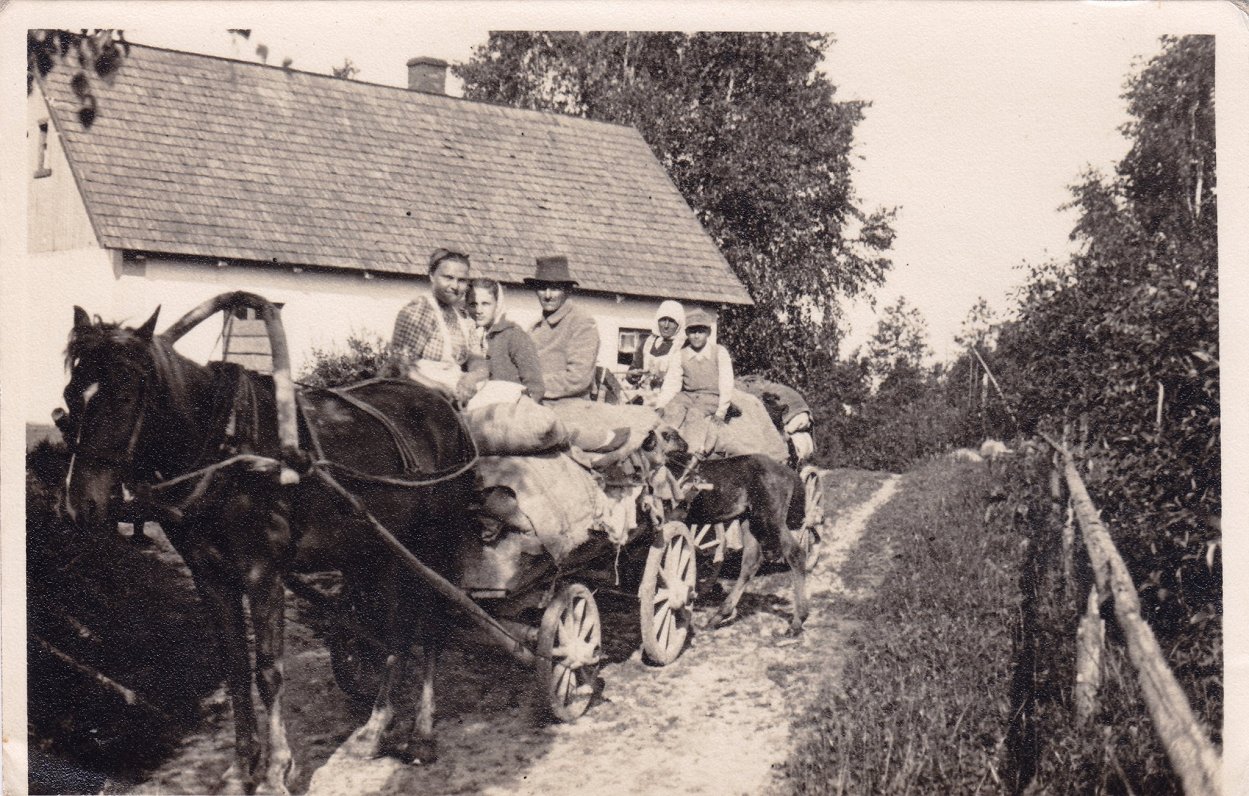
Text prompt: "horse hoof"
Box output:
[[408, 738, 438, 766], [216, 763, 249, 795], [262, 758, 296, 796], [713, 608, 738, 628]]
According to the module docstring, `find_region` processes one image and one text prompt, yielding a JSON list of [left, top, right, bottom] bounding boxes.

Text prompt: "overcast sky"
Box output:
[[66, 2, 1219, 360]]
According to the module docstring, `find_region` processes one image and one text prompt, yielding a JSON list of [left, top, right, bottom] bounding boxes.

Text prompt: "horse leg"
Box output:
[[712, 526, 762, 628], [779, 529, 809, 636], [348, 570, 409, 760], [411, 608, 445, 765], [378, 593, 442, 765], [246, 564, 295, 794], [189, 561, 261, 792]]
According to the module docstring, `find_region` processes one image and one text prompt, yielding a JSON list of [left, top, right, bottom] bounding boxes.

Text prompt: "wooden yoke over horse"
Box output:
[[58, 291, 483, 794]]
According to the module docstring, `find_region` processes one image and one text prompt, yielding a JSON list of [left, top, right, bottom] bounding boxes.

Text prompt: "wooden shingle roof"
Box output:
[[39, 44, 751, 305]]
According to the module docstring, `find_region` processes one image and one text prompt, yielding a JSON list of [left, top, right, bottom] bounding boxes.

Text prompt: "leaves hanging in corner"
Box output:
[[69, 72, 90, 98], [78, 95, 98, 128]]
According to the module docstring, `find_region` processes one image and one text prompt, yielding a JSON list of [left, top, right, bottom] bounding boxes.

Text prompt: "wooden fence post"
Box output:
[[1074, 584, 1104, 722], [1062, 456, 1221, 796]]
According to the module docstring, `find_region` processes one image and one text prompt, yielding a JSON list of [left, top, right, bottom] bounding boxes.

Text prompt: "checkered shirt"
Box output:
[[391, 297, 471, 368]]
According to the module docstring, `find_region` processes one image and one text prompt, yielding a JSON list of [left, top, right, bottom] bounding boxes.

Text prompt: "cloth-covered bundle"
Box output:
[[473, 452, 607, 561], [547, 400, 663, 463], [463, 396, 567, 456], [714, 389, 789, 462], [734, 376, 811, 426]]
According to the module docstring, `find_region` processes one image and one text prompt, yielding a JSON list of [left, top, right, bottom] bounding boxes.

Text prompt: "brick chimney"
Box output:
[[407, 57, 447, 95]]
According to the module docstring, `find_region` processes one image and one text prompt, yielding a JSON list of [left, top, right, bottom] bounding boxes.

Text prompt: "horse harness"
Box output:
[[134, 375, 478, 522]]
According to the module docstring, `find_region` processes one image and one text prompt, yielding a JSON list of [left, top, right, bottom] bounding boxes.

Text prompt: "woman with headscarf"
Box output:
[[631, 299, 685, 392], [467, 278, 545, 403]]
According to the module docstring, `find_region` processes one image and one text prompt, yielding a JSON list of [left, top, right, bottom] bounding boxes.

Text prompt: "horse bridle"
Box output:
[[59, 366, 150, 476]]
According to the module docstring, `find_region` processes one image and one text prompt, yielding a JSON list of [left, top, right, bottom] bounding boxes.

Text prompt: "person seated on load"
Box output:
[[467, 278, 545, 403], [391, 247, 489, 404], [526, 255, 600, 405], [628, 299, 685, 395], [655, 308, 734, 450]]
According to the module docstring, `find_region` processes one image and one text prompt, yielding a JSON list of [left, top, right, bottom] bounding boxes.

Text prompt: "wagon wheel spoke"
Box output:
[[676, 542, 694, 582], [658, 608, 673, 650], [554, 663, 574, 702]]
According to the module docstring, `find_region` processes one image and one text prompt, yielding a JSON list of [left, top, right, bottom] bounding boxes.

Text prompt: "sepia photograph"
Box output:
[[2, 2, 1244, 794]]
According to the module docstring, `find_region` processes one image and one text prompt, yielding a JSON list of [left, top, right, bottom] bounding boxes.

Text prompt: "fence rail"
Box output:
[[1046, 439, 1221, 796]]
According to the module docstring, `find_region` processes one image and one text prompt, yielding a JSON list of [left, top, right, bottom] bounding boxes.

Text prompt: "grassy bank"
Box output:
[[782, 458, 1020, 794]]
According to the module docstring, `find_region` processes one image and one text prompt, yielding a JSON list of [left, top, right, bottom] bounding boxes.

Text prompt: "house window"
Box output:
[[33, 120, 51, 178], [222, 304, 283, 373], [618, 327, 648, 367]]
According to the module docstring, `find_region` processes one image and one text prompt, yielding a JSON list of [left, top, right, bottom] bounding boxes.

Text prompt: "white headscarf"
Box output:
[[653, 300, 686, 337], [470, 280, 508, 357]]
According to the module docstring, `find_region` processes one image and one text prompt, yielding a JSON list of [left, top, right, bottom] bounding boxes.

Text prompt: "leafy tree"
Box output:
[[455, 32, 895, 391], [994, 35, 1218, 719], [863, 295, 931, 388], [954, 296, 998, 351], [331, 58, 360, 80]]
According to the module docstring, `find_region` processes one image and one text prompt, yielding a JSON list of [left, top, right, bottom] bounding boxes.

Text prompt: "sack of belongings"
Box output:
[[548, 401, 663, 466], [473, 452, 607, 562], [675, 389, 788, 463], [464, 396, 567, 456]]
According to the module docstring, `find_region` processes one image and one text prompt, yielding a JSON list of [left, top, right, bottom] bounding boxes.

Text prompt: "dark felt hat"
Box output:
[[524, 255, 578, 287], [685, 308, 717, 330]]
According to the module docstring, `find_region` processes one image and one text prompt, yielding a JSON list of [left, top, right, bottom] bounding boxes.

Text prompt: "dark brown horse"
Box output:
[[59, 304, 476, 793], [673, 453, 814, 636]]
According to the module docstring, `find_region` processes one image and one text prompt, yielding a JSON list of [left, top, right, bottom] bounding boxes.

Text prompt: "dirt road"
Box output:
[[122, 470, 899, 795]]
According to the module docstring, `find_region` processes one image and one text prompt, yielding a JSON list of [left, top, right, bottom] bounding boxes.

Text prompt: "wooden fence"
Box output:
[[1044, 436, 1221, 796]]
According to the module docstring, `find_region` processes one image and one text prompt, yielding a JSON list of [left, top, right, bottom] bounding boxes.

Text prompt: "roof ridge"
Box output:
[[122, 41, 642, 133]]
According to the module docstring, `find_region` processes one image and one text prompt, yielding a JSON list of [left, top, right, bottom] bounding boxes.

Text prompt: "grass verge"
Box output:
[[782, 458, 1020, 794]]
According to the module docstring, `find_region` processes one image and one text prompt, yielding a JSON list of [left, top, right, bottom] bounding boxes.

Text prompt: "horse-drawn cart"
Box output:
[[134, 292, 701, 726], [322, 463, 700, 723]]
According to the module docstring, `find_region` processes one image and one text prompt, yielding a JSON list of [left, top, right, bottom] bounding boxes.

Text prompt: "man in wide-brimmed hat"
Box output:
[[526, 255, 600, 404]]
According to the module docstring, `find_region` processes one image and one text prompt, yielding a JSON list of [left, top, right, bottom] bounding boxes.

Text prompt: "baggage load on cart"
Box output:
[[717, 388, 789, 462], [460, 403, 667, 595], [734, 376, 816, 465]]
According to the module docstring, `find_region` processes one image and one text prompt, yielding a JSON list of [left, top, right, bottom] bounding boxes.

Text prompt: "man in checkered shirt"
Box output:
[[391, 248, 488, 403]]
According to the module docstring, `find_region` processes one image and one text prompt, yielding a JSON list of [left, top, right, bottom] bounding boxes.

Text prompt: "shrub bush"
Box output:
[[298, 333, 395, 388]]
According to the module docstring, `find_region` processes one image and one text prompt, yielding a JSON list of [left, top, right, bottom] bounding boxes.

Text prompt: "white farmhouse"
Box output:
[[23, 45, 750, 432]]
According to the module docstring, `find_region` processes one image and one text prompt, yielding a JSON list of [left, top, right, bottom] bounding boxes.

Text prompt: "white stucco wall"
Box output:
[[20, 251, 704, 425]]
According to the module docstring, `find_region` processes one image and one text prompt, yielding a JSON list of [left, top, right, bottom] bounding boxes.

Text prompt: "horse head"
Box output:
[[60, 305, 161, 530]]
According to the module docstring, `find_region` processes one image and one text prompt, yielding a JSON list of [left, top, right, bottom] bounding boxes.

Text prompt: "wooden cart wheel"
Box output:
[[537, 583, 602, 723], [324, 582, 387, 709], [639, 522, 697, 665]]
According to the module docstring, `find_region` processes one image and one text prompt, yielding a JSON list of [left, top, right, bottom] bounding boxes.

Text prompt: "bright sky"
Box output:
[[41, 2, 1226, 360]]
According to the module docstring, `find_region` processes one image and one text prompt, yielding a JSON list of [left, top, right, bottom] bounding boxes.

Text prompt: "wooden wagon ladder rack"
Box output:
[[1043, 435, 1222, 796]]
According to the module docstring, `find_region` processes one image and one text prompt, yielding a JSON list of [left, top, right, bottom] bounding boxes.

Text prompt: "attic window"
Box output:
[[33, 120, 51, 179]]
